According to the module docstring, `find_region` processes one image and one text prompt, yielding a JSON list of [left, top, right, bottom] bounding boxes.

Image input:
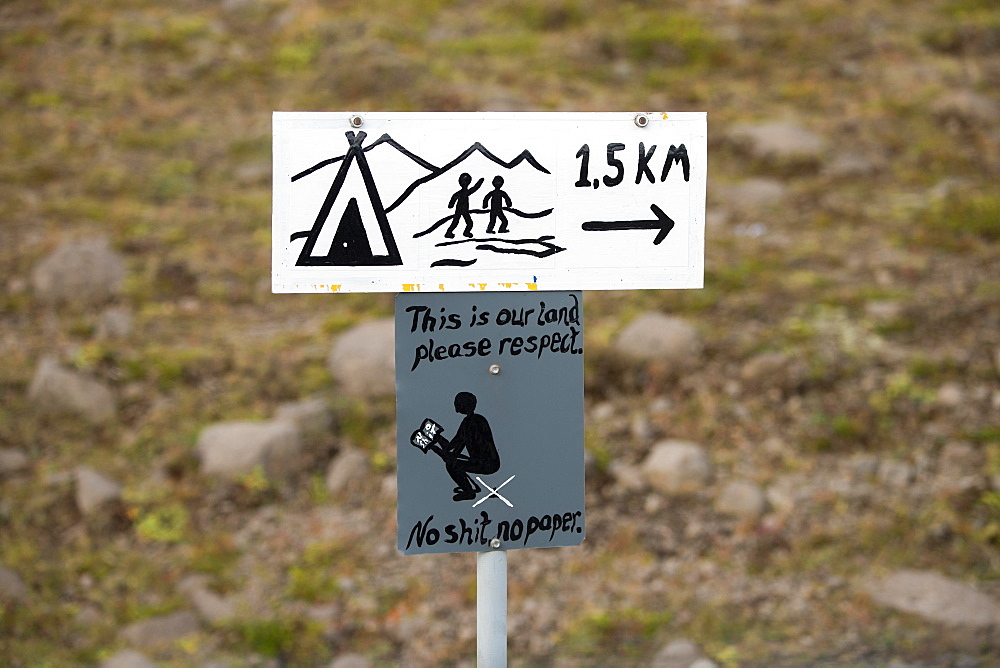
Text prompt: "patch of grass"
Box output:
[[914, 190, 1000, 246], [561, 607, 672, 659], [229, 617, 328, 661]]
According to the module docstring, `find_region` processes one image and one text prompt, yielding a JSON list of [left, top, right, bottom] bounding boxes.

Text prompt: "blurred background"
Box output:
[[1, 0, 998, 665]]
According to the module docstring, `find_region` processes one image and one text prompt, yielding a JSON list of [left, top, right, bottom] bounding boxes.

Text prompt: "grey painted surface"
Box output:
[[396, 291, 585, 555]]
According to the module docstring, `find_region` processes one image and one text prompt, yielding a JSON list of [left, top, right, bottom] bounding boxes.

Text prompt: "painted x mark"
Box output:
[[472, 474, 516, 508]]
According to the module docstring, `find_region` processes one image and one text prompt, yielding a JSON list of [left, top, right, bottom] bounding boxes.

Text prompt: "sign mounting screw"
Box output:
[[634, 113, 649, 128], [488, 364, 501, 376], [349, 115, 364, 128], [490, 538, 502, 549]]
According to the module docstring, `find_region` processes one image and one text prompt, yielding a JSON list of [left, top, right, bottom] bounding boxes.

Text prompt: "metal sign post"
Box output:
[[477, 548, 507, 667]]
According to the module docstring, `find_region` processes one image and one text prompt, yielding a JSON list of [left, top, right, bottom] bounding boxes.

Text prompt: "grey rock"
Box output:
[[96, 306, 134, 339], [864, 570, 1000, 633], [101, 650, 157, 668], [932, 90, 1000, 127], [720, 178, 788, 210], [864, 300, 904, 322], [0, 564, 29, 604], [0, 447, 30, 477], [613, 313, 702, 371], [75, 466, 123, 516], [328, 654, 372, 668], [936, 441, 986, 494], [878, 460, 914, 488], [715, 480, 767, 519], [197, 420, 303, 479], [740, 351, 806, 393], [729, 120, 825, 165], [642, 441, 713, 495], [652, 638, 708, 668], [31, 237, 126, 304], [936, 382, 965, 408], [328, 318, 395, 398], [274, 397, 333, 439], [326, 447, 370, 495], [178, 575, 236, 623], [824, 153, 882, 179], [691, 661, 719, 668], [28, 357, 117, 424], [120, 610, 200, 647]]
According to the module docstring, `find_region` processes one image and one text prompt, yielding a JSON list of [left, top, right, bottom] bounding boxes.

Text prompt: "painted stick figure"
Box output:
[[446, 172, 484, 238], [483, 176, 513, 234], [410, 392, 501, 502]]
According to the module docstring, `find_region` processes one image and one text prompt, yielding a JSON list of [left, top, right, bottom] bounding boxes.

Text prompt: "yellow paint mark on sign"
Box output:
[[330, 285, 341, 292], [526, 283, 538, 291], [402, 284, 420, 292]]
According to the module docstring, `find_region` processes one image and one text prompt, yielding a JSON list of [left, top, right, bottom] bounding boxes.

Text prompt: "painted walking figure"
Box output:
[[410, 392, 500, 501], [483, 175, 512, 234], [445, 172, 484, 238]]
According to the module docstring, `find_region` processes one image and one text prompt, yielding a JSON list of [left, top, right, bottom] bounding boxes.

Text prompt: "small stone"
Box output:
[[119, 610, 200, 648], [613, 313, 702, 372], [932, 90, 1000, 128], [100, 650, 157, 668], [936, 382, 965, 408], [936, 441, 986, 492], [275, 397, 333, 439], [328, 319, 395, 398], [864, 570, 1000, 637], [325, 447, 370, 495], [328, 654, 373, 668], [878, 460, 913, 488], [609, 462, 646, 492], [178, 575, 235, 623], [96, 306, 133, 339], [864, 300, 904, 322], [641, 441, 712, 495], [728, 120, 825, 166], [721, 178, 788, 210], [740, 351, 806, 393], [652, 638, 707, 668], [715, 480, 767, 519], [0, 448, 30, 478], [197, 420, 303, 479], [28, 357, 117, 424], [0, 564, 29, 604], [824, 153, 881, 179], [75, 466, 123, 516], [31, 237, 126, 304]]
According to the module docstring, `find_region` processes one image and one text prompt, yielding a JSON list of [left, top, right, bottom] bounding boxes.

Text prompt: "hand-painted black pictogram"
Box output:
[[290, 133, 565, 268], [291, 131, 402, 267], [446, 173, 485, 239], [581, 203, 676, 245], [410, 392, 501, 502], [483, 176, 513, 234]]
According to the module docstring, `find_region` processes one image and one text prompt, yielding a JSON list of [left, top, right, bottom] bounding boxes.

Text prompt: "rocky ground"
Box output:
[[1, 0, 999, 666]]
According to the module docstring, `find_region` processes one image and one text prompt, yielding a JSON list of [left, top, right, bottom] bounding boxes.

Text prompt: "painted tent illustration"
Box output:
[[291, 131, 403, 266]]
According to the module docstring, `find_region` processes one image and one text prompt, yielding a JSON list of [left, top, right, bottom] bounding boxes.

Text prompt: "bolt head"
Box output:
[[350, 115, 364, 128], [634, 114, 649, 128], [488, 364, 501, 376], [490, 538, 502, 549]]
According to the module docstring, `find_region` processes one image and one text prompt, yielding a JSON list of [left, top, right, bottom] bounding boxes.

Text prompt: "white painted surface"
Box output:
[[273, 112, 706, 293]]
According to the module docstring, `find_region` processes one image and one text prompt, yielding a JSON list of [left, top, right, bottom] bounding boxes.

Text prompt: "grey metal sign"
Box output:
[[395, 291, 585, 555]]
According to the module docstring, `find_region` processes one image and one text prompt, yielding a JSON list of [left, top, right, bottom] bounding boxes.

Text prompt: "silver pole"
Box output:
[[477, 548, 507, 667]]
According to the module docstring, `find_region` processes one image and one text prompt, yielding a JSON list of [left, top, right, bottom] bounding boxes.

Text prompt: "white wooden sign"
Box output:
[[272, 112, 705, 293]]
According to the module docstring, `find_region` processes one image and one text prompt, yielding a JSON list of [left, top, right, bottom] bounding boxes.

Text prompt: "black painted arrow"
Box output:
[[581, 204, 675, 245]]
